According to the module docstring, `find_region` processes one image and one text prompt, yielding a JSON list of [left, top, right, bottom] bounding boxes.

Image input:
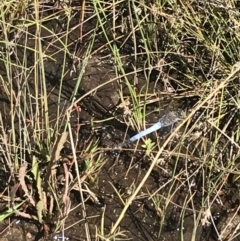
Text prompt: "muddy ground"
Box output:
[[0, 1, 240, 241]]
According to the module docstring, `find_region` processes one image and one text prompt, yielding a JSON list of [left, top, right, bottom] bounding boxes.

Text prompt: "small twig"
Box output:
[[18, 163, 35, 206], [62, 162, 71, 217], [79, 0, 86, 42]]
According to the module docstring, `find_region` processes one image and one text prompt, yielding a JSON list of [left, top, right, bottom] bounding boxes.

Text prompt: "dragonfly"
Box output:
[[119, 109, 185, 147]]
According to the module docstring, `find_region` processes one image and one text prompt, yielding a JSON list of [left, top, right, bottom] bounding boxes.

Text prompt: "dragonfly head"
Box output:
[[176, 109, 186, 120]]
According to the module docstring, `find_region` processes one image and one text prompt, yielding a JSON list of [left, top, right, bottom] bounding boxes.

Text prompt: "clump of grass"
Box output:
[[0, 0, 240, 240], [92, 0, 240, 240], [0, 0, 98, 236]]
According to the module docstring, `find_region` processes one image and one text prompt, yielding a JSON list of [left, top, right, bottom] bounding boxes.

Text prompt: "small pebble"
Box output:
[[53, 234, 70, 241]]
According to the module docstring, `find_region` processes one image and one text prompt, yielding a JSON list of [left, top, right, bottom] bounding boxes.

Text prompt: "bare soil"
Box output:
[[0, 2, 240, 241]]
